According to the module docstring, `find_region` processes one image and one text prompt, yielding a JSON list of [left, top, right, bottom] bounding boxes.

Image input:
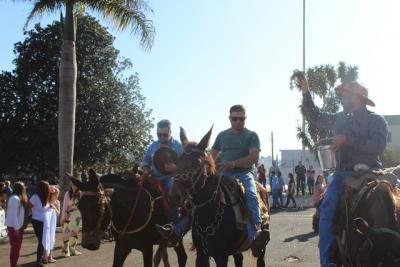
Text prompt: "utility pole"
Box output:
[[271, 131, 274, 161], [301, 0, 306, 161]]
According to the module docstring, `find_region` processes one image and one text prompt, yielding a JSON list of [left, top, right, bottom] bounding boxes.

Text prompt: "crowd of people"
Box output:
[[1, 179, 82, 267]]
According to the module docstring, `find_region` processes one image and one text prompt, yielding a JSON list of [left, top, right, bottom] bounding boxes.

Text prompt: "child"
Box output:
[[42, 185, 60, 264]]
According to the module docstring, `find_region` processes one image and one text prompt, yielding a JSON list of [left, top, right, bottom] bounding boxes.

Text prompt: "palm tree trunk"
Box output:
[[59, 0, 76, 194]]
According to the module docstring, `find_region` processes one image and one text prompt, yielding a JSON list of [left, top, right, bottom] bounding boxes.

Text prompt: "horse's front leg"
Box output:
[[142, 244, 154, 267], [214, 255, 229, 267], [112, 240, 131, 267], [233, 253, 243, 267], [256, 247, 266, 267], [153, 244, 168, 267], [174, 240, 188, 267], [196, 252, 210, 267]]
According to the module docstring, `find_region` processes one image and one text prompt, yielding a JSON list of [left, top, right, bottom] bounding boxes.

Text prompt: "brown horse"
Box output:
[[319, 178, 400, 266], [68, 169, 187, 267], [169, 127, 270, 267]]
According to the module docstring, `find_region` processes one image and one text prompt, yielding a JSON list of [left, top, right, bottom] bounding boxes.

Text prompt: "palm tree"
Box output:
[[23, 0, 155, 193]]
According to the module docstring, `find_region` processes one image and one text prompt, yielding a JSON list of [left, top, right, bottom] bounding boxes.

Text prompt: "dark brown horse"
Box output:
[[319, 178, 400, 266], [169, 127, 269, 267], [69, 169, 187, 267]]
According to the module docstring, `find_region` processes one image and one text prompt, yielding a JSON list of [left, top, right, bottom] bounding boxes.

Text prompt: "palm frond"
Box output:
[[24, 0, 64, 31], [83, 0, 155, 50]]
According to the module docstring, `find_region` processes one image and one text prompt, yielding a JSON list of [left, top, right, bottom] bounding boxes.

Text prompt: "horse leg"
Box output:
[[233, 253, 243, 267], [195, 252, 210, 267], [153, 244, 168, 267], [112, 241, 131, 267], [256, 247, 266, 267], [174, 240, 188, 267], [214, 255, 229, 267], [142, 245, 154, 267]]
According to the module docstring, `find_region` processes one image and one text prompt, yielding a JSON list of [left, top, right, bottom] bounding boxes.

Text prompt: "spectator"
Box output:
[[0, 182, 8, 209], [284, 173, 297, 208], [4, 180, 13, 196], [276, 171, 285, 208], [257, 164, 267, 188], [307, 166, 315, 195], [29, 180, 50, 266], [271, 172, 284, 209], [268, 160, 280, 187], [6, 182, 28, 267], [42, 186, 60, 264], [61, 183, 82, 257], [295, 161, 306, 196], [313, 175, 327, 207]]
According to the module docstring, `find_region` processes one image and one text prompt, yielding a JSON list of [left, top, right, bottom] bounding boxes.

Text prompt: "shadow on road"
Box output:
[[283, 231, 317, 243], [270, 207, 314, 215]]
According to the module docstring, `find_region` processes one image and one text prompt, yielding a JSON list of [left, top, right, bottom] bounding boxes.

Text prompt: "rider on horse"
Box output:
[[298, 76, 388, 266], [141, 119, 183, 221], [156, 105, 269, 257]]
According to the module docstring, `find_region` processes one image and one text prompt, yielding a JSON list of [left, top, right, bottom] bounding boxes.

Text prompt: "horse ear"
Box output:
[[100, 173, 126, 189], [66, 173, 85, 191], [180, 127, 189, 147], [197, 125, 213, 151], [88, 169, 99, 187]]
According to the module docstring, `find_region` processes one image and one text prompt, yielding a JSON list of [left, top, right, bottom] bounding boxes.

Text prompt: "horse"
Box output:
[[316, 176, 400, 266], [68, 169, 187, 267], [169, 127, 269, 267]]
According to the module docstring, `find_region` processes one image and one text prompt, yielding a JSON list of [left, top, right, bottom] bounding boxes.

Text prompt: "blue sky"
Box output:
[[1, 0, 399, 158]]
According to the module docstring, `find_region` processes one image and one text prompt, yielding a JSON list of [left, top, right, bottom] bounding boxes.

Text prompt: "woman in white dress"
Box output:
[[42, 185, 60, 264]]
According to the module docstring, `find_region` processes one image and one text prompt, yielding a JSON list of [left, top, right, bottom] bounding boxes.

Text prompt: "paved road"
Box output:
[[0, 199, 320, 266]]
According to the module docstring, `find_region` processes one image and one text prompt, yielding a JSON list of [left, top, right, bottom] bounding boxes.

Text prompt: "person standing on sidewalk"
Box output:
[[6, 182, 28, 267], [29, 180, 49, 267], [295, 161, 306, 196], [42, 186, 60, 264], [306, 166, 315, 195], [284, 173, 297, 208]]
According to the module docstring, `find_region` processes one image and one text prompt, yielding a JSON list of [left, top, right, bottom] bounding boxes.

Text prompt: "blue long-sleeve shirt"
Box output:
[[302, 91, 388, 170], [141, 138, 183, 179]]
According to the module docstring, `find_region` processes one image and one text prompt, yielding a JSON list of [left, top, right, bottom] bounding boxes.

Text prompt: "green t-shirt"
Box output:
[[212, 128, 260, 172]]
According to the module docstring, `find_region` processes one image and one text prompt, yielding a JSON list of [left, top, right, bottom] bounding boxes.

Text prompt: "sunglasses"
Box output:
[[157, 133, 169, 138], [230, 116, 246, 122]]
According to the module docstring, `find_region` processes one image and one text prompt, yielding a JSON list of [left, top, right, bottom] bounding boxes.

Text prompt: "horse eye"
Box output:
[[197, 158, 202, 164]]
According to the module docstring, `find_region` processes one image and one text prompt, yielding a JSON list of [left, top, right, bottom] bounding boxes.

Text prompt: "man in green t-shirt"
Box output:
[[211, 104, 268, 257]]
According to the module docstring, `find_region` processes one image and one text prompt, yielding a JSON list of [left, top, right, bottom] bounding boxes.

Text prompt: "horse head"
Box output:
[[170, 126, 216, 209], [67, 169, 112, 250], [355, 217, 400, 266]]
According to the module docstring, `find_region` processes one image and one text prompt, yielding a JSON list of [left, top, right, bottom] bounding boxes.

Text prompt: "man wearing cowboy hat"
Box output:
[[298, 76, 388, 266]]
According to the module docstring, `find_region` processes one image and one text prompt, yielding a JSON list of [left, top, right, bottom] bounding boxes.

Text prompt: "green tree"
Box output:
[[290, 62, 359, 152], [22, 0, 155, 193], [0, 16, 153, 177]]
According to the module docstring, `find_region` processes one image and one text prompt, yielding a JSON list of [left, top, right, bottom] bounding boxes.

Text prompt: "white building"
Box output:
[[385, 115, 400, 156], [279, 149, 322, 182]]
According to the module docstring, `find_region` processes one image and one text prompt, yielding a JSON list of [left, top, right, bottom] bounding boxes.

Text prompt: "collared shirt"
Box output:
[[141, 138, 183, 179], [302, 91, 388, 170]]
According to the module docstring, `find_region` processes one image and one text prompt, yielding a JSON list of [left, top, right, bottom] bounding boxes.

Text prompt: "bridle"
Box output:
[[79, 185, 112, 237], [174, 147, 222, 210]]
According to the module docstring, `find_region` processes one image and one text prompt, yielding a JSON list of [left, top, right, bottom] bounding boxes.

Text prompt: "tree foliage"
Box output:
[[290, 62, 359, 152], [0, 15, 153, 176]]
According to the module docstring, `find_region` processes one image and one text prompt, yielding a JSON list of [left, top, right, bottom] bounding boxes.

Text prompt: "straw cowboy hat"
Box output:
[[336, 81, 375, 107]]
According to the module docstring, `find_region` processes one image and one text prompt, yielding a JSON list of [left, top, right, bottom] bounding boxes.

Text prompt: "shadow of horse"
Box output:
[[283, 231, 318, 243]]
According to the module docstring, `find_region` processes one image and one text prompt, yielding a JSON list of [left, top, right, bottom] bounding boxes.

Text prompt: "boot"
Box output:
[[155, 224, 180, 247], [69, 236, 82, 256], [62, 240, 70, 257], [250, 229, 270, 257]]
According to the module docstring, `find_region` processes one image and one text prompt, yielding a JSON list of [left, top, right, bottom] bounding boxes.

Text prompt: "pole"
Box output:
[[271, 132, 274, 161], [301, 0, 306, 161]]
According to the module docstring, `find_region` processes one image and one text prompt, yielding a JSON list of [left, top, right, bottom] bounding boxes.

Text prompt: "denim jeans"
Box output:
[[173, 171, 261, 242], [319, 170, 352, 266]]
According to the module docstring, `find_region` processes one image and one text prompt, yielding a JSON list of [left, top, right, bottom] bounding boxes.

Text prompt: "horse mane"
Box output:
[[183, 142, 216, 176]]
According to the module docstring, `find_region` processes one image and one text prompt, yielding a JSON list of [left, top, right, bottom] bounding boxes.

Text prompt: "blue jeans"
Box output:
[[173, 171, 262, 242], [319, 170, 352, 266]]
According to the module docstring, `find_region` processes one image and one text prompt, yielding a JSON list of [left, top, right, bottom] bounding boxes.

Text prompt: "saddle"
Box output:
[[219, 176, 270, 231], [332, 167, 400, 265]]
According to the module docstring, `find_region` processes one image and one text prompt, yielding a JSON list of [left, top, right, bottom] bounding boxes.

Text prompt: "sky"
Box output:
[[1, 0, 399, 158]]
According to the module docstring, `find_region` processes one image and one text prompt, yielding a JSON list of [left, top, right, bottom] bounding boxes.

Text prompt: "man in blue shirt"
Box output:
[[141, 119, 182, 199], [298, 75, 388, 266]]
